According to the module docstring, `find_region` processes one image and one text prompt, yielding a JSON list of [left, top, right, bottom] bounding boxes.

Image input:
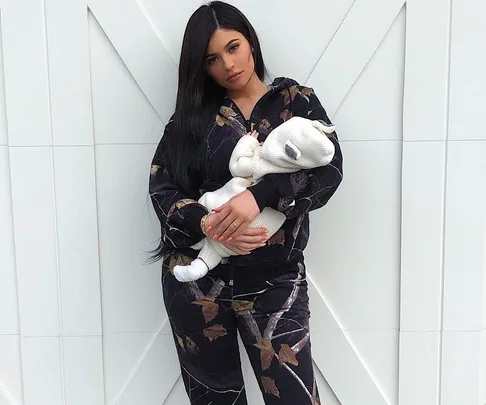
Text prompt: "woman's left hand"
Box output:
[[207, 190, 260, 242]]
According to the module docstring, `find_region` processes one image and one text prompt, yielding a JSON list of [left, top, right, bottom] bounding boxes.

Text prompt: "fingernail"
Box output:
[[207, 226, 213, 231], [213, 235, 218, 240], [228, 237, 233, 241]]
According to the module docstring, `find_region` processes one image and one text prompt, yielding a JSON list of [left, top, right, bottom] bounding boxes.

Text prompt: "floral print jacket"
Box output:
[[149, 77, 343, 267]]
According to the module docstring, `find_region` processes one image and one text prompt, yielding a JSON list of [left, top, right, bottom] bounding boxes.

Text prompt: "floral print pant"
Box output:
[[162, 253, 320, 404]]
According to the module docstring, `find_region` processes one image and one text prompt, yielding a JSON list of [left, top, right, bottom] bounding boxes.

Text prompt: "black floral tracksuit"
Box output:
[[149, 77, 343, 404]]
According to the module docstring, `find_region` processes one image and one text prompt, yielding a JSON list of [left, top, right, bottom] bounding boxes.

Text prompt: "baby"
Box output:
[[173, 116, 336, 282]]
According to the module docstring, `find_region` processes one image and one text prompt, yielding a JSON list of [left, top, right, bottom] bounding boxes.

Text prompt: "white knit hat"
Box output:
[[252, 116, 335, 182]]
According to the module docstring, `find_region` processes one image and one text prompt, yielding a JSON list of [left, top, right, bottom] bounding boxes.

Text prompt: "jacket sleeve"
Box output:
[[248, 88, 343, 219], [149, 123, 208, 255]]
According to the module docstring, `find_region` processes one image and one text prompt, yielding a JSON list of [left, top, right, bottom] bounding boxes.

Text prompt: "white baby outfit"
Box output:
[[173, 116, 336, 282]]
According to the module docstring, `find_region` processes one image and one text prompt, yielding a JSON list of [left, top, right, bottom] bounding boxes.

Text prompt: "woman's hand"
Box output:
[[205, 190, 261, 242], [216, 226, 269, 255]]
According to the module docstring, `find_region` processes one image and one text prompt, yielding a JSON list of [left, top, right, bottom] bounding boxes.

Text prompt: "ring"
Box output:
[[232, 221, 239, 228]]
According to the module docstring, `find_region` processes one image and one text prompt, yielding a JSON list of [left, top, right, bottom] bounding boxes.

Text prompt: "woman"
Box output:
[[149, 2, 343, 404]]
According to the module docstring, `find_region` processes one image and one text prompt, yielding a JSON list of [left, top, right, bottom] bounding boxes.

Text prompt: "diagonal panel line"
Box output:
[[0, 383, 15, 405], [306, 0, 405, 118], [312, 359, 341, 403], [304, 0, 358, 85], [135, 0, 178, 67], [87, 0, 178, 124], [308, 275, 389, 405], [108, 317, 178, 405]]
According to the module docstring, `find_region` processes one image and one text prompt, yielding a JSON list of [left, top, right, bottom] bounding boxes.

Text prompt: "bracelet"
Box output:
[[200, 214, 209, 234]]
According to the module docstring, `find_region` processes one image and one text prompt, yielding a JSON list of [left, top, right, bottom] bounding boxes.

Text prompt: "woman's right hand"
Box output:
[[220, 226, 269, 255], [205, 213, 268, 255]]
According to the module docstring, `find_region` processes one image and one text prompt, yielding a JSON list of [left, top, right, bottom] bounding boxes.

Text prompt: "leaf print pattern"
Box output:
[[186, 336, 198, 355], [267, 228, 285, 246], [281, 85, 300, 106], [150, 77, 342, 267], [220, 106, 238, 118], [231, 299, 255, 313], [151, 77, 337, 403], [261, 376, 280, 398], [203, 324, 228, 342], [167, 198, 199, 217], [278, 344, 299, 366], [176, 334, 185, 351], [150, 164, 160, 177], [167, 252, 193, 275], [254, 338, 276, 370], [301, 87, 313, 103], [259, 118, 272, 132], [161, 255, 320, 403], [215, 113, 225, 127], [280, 109, 293, 121], [192, 299, 219, 324]]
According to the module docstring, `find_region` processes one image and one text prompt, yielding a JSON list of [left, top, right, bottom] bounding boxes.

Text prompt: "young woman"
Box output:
[[149, 2, 343, 403]]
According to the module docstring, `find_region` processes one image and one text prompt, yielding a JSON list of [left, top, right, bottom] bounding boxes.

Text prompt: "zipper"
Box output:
[[224, 85, 279, 285], [226, 85, 277, 132]]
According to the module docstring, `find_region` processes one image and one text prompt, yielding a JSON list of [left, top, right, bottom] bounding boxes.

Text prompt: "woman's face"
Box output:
[[205, 28, 255, 91]]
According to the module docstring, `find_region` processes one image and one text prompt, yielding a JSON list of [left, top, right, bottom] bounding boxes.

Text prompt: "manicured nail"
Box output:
[[207, 226, 213, 231], [213, 235, 218, 240], [228, 237, 233, 241]]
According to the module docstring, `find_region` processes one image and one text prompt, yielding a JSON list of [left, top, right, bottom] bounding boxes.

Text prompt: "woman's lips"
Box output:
[[227, 71, 243, 82]]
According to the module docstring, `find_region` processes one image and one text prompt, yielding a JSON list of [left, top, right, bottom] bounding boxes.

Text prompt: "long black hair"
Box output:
[[163, 1, 267, 197]]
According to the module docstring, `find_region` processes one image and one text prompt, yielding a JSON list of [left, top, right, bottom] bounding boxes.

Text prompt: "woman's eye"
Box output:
[[229, 44, 239, 53], [207, 57, 218, 65]]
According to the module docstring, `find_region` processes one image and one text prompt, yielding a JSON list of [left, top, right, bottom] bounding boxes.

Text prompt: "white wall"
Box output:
[[0, 0, 485, 404]]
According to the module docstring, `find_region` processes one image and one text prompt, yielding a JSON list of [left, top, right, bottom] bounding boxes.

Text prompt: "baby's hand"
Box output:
[[248, 130, 259, 139]]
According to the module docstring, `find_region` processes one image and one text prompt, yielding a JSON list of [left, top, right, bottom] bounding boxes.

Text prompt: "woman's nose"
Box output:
[[222, 56, 235, 71]]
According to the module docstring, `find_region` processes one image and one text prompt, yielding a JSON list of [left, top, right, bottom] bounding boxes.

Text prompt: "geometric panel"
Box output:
[[62, 337, 104, 405], [0, 336, 23, 405], [0, 147, 19, 335], [448, 0, 486, 140], [307, 141, 401, 331], [88, 12, 164, 145], [334, 8, 405, 142], [9, 147, 60, 336], [442, 141, 486, 331], [400, 141, 445, 332], [95, 144, 164, 334], [52, 146, 102, 336]]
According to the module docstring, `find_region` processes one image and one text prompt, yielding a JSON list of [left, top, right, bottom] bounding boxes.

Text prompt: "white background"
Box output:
[[0, 0, 485, 404]]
